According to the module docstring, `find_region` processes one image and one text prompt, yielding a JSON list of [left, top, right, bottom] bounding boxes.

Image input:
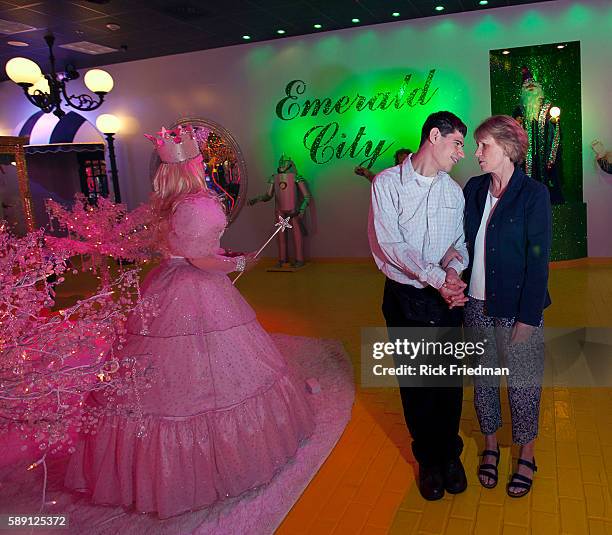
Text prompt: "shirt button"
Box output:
[[491, 247, 495, 252], [491, 293, 496, 297], [490, 224, 495, 228], [491, 269, 495, 274]]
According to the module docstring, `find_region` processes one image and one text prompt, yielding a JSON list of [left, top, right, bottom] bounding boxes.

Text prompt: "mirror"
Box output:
[[0, 136, 35, 235], [149, 117, 248, 224]]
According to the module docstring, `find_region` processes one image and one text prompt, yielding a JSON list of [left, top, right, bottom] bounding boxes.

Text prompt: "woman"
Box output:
[[450, 115, 551, 497], [65, 125, 315, 518]]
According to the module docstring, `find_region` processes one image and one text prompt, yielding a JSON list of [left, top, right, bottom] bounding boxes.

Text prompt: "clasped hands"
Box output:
[[439, 247, 467, 309]]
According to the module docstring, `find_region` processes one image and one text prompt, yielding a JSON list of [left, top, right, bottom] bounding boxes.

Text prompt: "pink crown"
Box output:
[[145, 124, 201, 164]]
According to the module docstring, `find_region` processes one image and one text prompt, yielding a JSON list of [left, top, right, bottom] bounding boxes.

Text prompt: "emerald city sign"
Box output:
[[274, 70, 439, 168]]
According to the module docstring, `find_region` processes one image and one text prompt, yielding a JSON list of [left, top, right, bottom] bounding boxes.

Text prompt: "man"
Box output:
[[513, 66, 564, 204], [368, 111, 470, 500]]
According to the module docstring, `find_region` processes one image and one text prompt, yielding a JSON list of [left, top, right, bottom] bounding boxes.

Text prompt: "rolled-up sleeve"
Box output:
[[446, 195, 470, 275], [371, 174, 447, 289]]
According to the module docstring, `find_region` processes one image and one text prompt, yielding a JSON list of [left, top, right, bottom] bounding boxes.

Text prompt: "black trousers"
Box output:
[[382, 278, 464, 467]]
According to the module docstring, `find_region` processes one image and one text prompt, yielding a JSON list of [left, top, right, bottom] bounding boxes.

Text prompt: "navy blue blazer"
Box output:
[[463, 166, 552, 326]]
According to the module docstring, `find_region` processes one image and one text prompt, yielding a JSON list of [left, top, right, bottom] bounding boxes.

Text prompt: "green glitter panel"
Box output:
[[489, 41, 587, 260], [552, 202, 588, 261]]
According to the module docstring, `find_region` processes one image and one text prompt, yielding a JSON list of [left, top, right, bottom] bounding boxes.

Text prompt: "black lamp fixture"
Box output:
[[4, 33, 114, 118]]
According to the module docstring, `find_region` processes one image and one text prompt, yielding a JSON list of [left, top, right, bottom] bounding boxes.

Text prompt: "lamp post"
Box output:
[[96, 114, 121, 203]]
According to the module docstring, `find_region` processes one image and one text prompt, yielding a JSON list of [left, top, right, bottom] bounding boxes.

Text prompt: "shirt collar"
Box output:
[[400, 153, 444, 186]]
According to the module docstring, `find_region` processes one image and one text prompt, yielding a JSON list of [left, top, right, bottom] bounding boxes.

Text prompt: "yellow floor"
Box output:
[[234, 260, 612, 535], [57, 259, 612, 534]]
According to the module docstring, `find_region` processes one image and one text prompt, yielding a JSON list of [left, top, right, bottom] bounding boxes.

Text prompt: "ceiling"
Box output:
[[1, 0, 554, 82]]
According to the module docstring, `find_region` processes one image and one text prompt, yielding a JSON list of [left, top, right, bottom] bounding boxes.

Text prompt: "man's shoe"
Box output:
[[418, 465, 445, 501], [444, 458, 468, 494]]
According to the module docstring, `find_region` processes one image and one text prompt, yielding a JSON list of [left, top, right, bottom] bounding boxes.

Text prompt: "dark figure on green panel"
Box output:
[[513, 66, 564, 205]]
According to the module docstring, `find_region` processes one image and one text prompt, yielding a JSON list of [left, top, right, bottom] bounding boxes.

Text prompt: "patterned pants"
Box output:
[[464, 297, 545, 445]]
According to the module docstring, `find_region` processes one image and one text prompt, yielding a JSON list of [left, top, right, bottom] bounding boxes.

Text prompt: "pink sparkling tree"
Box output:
[[0, 220, 156, 508], [45, 193, 154, 264]]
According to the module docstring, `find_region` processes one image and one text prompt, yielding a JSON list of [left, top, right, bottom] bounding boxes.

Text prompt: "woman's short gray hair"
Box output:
[[474, 115, 529, 164]]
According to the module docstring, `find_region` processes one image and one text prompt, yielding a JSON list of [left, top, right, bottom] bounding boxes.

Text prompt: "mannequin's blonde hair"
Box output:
[[151, 156, 215, 219], [150, 156, 222, 254]]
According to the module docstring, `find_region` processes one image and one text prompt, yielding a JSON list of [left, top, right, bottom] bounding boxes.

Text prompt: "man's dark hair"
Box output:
[[419, 111, 467, 147]]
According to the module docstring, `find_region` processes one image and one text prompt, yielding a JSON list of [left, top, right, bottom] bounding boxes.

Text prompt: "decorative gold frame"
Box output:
[[0, 136, 35, 232]]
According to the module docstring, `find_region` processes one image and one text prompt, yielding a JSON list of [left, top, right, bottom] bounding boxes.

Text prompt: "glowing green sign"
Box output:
[[274, 70, 439, 168]]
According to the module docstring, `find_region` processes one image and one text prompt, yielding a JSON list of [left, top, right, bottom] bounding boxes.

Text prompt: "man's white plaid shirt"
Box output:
[[368, 155, 469, 289]]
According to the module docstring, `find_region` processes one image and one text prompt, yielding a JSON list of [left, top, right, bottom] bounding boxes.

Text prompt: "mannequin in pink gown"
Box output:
[[65, 125, 315, 519]]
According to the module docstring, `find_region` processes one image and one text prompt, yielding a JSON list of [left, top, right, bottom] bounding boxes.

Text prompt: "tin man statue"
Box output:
[[248, 154, 312, 268]]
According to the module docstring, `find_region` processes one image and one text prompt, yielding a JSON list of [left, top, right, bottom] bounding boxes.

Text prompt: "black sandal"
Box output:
[[507, 457, 537, 498], [478, 445, 500, 489]]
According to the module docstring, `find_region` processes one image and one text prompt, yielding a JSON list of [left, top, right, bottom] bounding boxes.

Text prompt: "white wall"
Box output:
[[1, 0, 611, 256]]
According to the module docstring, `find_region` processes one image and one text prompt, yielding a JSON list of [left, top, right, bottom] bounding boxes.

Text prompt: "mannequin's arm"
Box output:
[[248, 182, 274, 205], [296, 179, 312, 215]]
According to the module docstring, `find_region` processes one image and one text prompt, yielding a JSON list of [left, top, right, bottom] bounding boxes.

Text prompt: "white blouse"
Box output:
[[468, 190, 499, 300]]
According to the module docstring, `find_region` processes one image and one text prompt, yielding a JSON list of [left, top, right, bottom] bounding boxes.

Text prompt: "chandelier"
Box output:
[[4, 33, 114, 118]]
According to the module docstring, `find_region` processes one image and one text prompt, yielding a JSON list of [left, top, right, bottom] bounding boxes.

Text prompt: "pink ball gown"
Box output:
[[65, 193, 315, 519]]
